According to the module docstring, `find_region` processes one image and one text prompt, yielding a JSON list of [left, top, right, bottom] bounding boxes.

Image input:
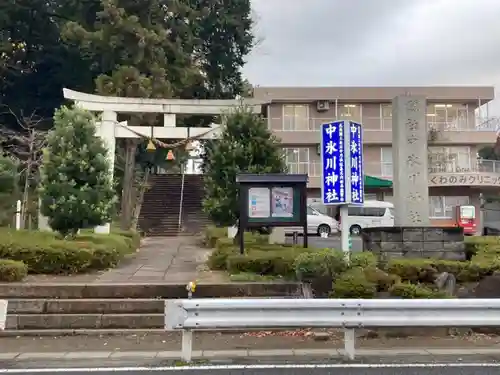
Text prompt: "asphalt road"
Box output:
[[285, 235, 364, 252], [5, 364, 500, 375]]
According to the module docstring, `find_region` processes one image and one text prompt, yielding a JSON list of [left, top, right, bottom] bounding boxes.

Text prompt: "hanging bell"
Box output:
[[166, 149, 175, 161], [146, 140, 156, 152], [185, 141, 194, 151]]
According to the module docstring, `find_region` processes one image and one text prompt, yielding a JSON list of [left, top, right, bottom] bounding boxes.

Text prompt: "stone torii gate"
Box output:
[[55, 89, 264, 234]]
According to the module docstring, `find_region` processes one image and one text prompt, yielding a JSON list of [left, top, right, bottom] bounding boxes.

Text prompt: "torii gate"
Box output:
[[60, 89, 264, 234]]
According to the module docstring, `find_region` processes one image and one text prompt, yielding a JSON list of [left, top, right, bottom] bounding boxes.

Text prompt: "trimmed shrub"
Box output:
[[389, 282, 449, 298], [351, 252, 378, 269], [0, 229, 138, 275], [226, 246, 308, 277], [75, 233, 135, 254], [226, 250, 294, 277], [387, 259, 438, 283], [0, 259, 28, 282], [208, 241, 238, 270], [204, 226, 228, 248], [111, 229, 141, 249], [363, 267, 400, 292], [387, 257, 498, 284], [293, 249, 347, 282], [330, 268, 377, 298], [464, 236, 500, 259]]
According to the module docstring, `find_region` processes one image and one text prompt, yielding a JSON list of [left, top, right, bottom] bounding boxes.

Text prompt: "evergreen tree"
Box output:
[[62, 0, 204, 230], [201, 106, 285, 227], [192, 0, 254, 99], [39, 106, 116, 237]]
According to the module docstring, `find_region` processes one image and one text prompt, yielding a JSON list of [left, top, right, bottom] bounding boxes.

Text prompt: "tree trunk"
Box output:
[[131, 168, 150, 231], [21, 162, 31, 229], [120, 139, 138, 230]]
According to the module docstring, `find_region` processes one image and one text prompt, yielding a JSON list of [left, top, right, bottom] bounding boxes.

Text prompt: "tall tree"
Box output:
[[192, 0, 254, 99], [201, 106, 286, 228], [62, 0, 204, 230], [0, 0, 95, 130]]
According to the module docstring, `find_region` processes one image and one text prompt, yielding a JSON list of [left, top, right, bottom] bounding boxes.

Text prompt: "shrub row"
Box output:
[[0, 259, 28, 282], [0, 228, 139, 276], [204, 226, 500, 298], [330, 266, 447, 299]]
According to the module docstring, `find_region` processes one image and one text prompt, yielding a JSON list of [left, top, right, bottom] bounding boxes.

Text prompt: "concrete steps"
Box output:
[[0, 282, 305, 335], [6, 298, 164, 330], [8, 298, 164, 314]]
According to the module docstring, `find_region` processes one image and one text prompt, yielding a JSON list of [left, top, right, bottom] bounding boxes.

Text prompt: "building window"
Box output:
[[380, 104, 392, 130], [380, 147, 393, 177], [284, 148, 309, 174], [428, 146, 471, 173], [427, 104, 468, 130], [339, 104, 362, 122], [282, 105, 309, 131], [429, 196, 470, 218]]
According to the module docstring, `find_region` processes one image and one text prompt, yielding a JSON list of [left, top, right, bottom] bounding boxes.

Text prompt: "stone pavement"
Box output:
[[21, 236, 227, 284], [93, 237, 227, 284]]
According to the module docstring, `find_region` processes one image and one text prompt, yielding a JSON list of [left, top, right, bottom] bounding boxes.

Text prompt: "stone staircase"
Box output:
[[1, 283, 304, 335], [180, 175, 211, 235], [139, 174, 211, 237], [139, 174, 182, 236]]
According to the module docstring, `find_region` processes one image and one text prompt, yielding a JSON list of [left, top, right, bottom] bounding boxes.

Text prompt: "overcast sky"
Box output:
[[244, 0, 500, 115]]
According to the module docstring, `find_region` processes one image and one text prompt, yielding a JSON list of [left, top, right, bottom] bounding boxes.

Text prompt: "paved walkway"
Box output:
[[93, 237, 226, 283], [22, 237, 227, 284]]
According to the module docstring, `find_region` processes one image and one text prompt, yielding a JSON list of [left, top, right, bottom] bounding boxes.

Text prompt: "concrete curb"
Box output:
[[2, 347, 500, 361]]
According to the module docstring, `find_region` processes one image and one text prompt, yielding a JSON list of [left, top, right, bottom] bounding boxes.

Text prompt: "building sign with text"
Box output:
[[429, 173, 500, 187]]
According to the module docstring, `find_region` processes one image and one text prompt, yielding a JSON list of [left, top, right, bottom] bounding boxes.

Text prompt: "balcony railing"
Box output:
[[429, 159, 500, 174], [267, 117, 500, 132], [364, 159, 500, 177]]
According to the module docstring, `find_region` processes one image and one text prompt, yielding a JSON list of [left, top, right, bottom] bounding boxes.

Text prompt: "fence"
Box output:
[[165, 298, 500, 361]]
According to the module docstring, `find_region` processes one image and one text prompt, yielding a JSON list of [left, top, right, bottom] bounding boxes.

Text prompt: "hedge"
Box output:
[[226, 250, 301, 278], [0, 229, 139, 275], [389, 282, 449, 299], [207, 232, 280, 270], [331, 268, 377, 298], [0, 259, 28, 282], [331, 267, 445, 299], [387, 249, 500, 284], [205, 226, 500, 298]]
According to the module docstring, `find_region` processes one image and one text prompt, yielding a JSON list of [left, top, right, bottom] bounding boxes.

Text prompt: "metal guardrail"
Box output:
[[0, 300, 7, 331], [165, 298, 500, 362]]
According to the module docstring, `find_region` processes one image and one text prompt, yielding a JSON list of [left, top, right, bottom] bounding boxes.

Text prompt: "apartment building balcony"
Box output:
[[364, 160, 500, 188], [268, 117, 499, 146]]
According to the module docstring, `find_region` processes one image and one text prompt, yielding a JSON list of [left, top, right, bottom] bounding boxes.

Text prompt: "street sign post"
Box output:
[[320, 120, 364, 261]]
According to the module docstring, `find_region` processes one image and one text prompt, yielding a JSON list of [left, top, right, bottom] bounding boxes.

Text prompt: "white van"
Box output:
[[336, 200, 395, 235]]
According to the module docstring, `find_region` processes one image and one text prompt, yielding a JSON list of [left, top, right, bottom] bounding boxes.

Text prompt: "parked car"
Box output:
[[284, 205, 338, 236]]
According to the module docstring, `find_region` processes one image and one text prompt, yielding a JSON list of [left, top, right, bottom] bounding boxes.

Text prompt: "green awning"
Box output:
[[365, 175, 392, 188]]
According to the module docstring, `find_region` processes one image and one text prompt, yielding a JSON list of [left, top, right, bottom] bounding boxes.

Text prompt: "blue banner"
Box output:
[[321, 121, 346, 205], [349, 121, 364, 205]]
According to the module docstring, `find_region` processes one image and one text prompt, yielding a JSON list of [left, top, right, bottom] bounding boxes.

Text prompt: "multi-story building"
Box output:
[[253, 86, 498, 228]]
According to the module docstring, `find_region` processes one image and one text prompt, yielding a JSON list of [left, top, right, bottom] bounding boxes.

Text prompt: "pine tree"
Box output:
[[201, 106, 286, 226], [39, 106, 117, 237]]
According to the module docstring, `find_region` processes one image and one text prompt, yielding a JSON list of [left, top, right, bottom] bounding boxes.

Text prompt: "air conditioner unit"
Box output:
[[316, 100, 330, 112]]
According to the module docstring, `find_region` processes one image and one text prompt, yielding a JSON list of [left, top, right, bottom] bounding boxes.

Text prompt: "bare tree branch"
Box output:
[[0, 105, 48, 228]]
